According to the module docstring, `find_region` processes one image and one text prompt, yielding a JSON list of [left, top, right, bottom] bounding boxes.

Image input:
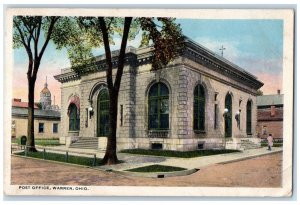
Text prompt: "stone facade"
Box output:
[[55, 38, 263, 151]]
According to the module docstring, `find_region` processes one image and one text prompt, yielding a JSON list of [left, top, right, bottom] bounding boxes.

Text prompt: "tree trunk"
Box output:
[[102, 89, 119, 165], [27, 78, 37, 152], [99, 17, 132, 165]]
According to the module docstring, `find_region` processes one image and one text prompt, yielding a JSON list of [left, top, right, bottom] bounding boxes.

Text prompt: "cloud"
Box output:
[[193, 36, 283, 95], [255, 72, 283, 95], [194, 37, 241, 61]]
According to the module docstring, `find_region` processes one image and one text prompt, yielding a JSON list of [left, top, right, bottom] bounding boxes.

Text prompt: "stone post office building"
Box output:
[[54, 38, 263, 151]]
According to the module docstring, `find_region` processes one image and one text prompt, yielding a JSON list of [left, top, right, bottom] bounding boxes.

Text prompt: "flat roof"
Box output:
[[12, 107, 61, 119], [257, 94, 283, 106]]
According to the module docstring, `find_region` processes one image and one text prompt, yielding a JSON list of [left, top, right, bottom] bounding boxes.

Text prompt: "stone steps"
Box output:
[[240, 139, 261, 150], [69, 137, 98, 149]]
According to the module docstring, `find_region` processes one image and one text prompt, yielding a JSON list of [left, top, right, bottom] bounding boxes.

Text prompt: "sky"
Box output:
[[13, 19, 283, 106]]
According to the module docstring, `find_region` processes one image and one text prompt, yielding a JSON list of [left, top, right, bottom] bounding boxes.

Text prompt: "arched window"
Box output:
[[148, 82, 169, 130], [97, 89, 110, 136], [194, 84, 205, 131], [225, 93, 232, 138], [69, 103, 80, 131], [246, 100, 252, 134]]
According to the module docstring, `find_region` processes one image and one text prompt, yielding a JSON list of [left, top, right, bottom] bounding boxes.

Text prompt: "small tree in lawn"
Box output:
[[13, 16, 100, 152], [72, 17, 184, 165]]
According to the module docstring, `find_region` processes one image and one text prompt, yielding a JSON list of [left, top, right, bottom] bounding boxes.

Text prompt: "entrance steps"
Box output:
[[240, 139, 261, 150], [69, 137, 98, 150]]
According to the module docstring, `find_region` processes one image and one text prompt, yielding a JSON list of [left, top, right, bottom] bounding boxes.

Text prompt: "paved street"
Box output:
[[11, 152, 282, 187]]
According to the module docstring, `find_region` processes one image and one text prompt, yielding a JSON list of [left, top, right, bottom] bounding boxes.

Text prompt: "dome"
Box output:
[[41, 86, 51, 95], [40, 77, 51, 96]]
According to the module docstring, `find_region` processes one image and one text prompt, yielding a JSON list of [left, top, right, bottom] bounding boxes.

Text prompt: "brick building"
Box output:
[[257, 92, 283, 139], [54, 38, 263, 151]]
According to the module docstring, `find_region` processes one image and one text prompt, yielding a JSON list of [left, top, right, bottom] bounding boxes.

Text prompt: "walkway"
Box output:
[[36, 145, 282, 171]]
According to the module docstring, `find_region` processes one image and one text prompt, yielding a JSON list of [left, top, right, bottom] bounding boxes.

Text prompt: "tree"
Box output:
[[257, 89, 263, 96], [13, 16, 60, 151], [71, 17, 184, 164], [35, 102, 42, 110], [13, 16, 100, 152]]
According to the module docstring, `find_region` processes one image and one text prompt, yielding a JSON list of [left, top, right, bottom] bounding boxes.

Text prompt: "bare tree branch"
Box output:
[[114, 17, 132, 91], [13, 19, 29, 49], [34, 17, 42, 60], [20, 17, 34, 49], [38, 16, 59, 60], [98, 17, 114, 90]]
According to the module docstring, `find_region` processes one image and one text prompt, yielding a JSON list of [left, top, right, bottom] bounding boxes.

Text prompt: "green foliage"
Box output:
[[261, 143, 283, 147], [120, 149, 240, 158], [261, 138, 283, 147], [126, 164, 186, 172], [15, 151, 101, 166], [35, 102, 42, 109], [257, 89, 263, 96], [13, 16, 99, 71], [35, 139, 61, 146], [138, 17, 185, 70], [12, 137, 60, 146], [68, 17, 184, 74]]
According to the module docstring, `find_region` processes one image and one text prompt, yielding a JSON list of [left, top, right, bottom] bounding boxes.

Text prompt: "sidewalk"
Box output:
[[97, 147, 282, 171], [24, 144, 282, 172]]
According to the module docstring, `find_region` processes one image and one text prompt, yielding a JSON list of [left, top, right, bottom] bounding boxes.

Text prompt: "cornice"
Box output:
[[54, 38, 264, 91], [182, 39, 264, 90]]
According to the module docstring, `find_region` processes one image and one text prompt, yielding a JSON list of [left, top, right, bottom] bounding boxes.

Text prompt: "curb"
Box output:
[[118, 150, 242, 160], [112, 168, 199, 178], [217, 150, 282, 165]]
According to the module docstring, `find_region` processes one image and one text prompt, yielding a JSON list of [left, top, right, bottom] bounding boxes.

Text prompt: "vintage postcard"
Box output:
[[3, 8, 294, 197]]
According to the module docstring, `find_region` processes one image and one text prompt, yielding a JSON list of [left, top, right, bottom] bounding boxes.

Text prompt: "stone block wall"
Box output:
[[60, 80, 81, 144], [59, 55, 259, 151]]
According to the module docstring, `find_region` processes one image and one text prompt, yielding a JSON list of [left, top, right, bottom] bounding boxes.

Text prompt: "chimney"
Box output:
[[277, 89, 280, 95], [13, 98, 21, 102], [271, 105, 276, 117]]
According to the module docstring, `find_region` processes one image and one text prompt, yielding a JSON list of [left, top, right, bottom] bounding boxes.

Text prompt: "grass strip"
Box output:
[[261, 143, 283, 147], [12, 138, 62, 146], [35, 139, 62, 146], [126, 164, 186, 172], [120, 149, 240, 158], [15, 151, 101, 166]]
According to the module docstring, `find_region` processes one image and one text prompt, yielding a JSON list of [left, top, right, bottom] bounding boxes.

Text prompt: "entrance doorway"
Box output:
[[97, 89, 109, 137], [224, 93, 232, 138]]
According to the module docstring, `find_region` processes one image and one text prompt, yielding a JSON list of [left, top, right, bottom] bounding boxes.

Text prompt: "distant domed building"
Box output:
[[40, 77, 52, 110]]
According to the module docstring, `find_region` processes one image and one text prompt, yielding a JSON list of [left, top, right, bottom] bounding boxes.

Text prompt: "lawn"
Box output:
[[119, 149, 240, 158], [12, 138, 62, 146], [261, 143, 283, 147], [261, 139, 283, 147], [15, 151, 101, 166], [126, 164, 187, 172], [35, 139, 62, 146]]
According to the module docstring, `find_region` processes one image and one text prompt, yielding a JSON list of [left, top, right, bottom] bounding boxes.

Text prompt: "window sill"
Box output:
[[194, 130, 206, 134], [147, 130, 169, 138]]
